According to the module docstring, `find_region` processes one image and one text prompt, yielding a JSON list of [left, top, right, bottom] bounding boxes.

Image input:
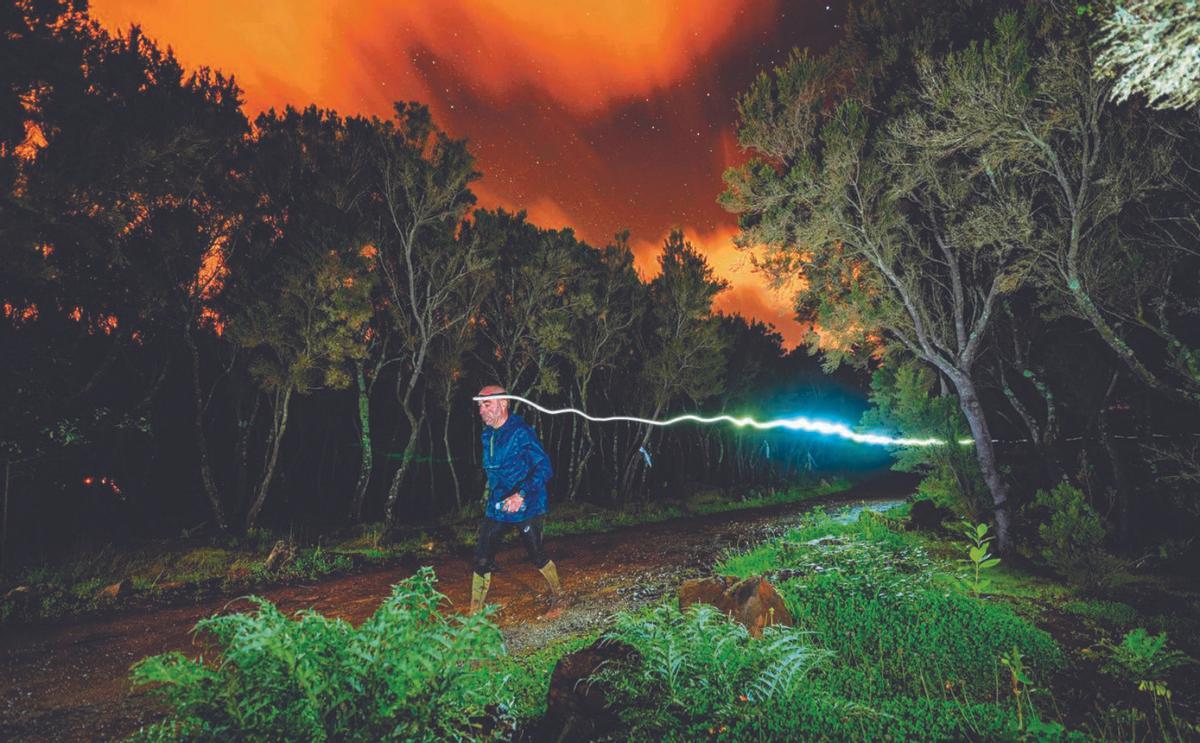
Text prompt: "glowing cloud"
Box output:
[[89, 0, 769, 116]]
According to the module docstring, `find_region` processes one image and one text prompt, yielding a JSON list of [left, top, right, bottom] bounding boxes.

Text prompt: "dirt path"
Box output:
[[0, 474, 913, 741]]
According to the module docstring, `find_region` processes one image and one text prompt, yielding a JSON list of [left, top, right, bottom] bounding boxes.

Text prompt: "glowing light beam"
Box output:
[[473, 393, 972, 448]]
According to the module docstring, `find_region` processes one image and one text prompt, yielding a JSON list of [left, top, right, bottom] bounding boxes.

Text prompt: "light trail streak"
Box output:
[[474, 393, 972, 448]]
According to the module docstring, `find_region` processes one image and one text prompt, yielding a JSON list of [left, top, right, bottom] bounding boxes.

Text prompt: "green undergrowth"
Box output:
[[125, 564, 594, 741], [1, 477, 851, 625], [587, 509, 1073, 741], [591, 507, 1197, 740], [704, 508, 1199, 741], [1063, 599, 1141, 630], [128, 568, 515, 742], [0, 536, 368, 625], [120, 505, 1199, 741]]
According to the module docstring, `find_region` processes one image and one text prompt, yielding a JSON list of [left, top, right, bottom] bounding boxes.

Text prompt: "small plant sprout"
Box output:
[[1000, 646, 1065, 740], [1001, 647, 1031, 730], [960, 522, 1001, 598]]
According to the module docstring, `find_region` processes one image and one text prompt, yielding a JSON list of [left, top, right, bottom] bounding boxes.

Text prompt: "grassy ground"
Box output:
[[496, 503, 1200, 741], [0, 478, 849, 625]]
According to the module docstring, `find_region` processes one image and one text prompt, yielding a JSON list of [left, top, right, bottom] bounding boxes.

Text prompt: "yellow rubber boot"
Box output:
[[538, 560, 562, 596], [470, 572, 491, 615]]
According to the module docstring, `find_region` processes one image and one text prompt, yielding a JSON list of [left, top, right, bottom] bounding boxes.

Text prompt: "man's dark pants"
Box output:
[[473, 515, 549, 576]]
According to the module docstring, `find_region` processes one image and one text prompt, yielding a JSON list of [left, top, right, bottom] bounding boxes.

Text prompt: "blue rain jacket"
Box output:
[[481, 413, 552, 523]]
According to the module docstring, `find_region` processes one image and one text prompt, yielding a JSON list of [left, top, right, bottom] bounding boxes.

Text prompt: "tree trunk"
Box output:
[[245, 385, 293, 531], [184, 323, 227, 532], [234, 393, 261, 517], [999, 367, 1063, 485], [350, 360, 374, 522], [702, 431, 712, 479], [953, 376, 1012, 552], [621, 402, 664, 495], [566, 388, 580, 500], [1098, 369, 1130, 549], [717, 432, 726, 484], [609, 422, 621, 499], [383, 401, 426, 535], [424, 410, 437, 513], [1, 459, 10, 574], [568, 397, 594, 502], [443, 396, 462, 509]]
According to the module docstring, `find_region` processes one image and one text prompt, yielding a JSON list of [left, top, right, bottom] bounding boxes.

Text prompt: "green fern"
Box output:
[[129, 567, 513, 742], [748, 630, 830, 702], [600, 602, 829, 739]]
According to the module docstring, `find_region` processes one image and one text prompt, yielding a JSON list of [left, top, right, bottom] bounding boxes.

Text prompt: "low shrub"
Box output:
[[632, 510, 1071, 741], [129, 567, 512, 742], [599, 602, 831, 741], [247, 546, 352, 583], [1101, 628, 1192, 690], [1029, 482, 1123, 592]]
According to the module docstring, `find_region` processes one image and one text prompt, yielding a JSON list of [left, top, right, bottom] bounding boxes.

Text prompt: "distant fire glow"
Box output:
[[474, 394, 971, 448]]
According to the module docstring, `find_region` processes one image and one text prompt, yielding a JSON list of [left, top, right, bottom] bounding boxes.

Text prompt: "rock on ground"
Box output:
[[527, 638, 639, 743], [678, 575, 793, 637]]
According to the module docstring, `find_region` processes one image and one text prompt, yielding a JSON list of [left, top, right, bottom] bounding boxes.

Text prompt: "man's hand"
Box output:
[[501, 492, 525, 513]]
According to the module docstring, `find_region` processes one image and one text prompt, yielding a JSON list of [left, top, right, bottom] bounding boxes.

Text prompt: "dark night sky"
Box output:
[[91, 1, 847, 346]]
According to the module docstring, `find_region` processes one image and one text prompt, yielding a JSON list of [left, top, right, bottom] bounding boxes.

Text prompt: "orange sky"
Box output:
[[90, 1, 845, 347]]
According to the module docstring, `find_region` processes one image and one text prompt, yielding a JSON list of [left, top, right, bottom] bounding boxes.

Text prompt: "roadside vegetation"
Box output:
[[127, 504, 1199, 741]]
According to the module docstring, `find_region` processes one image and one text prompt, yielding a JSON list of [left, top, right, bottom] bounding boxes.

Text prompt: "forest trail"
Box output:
[[0, 473, 913, 741]]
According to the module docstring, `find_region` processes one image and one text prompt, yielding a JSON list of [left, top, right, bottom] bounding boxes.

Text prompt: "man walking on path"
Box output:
[[470, 384, 563, 616]]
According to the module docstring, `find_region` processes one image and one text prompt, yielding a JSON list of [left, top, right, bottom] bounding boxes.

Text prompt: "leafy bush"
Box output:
[[597, 580, 1062, 741], [1102, 628, 1193, 692], [599, 603, 830, 740], [914, 466, 975, 513], [861, 360, 986, 515], [129, 567, 512, 742], [721, 510, 1061, 697], [286, 547, 351, 581], [685, 511, 1071, 740], [1099, 628, 1196, 740], [1030, 482, 1122, 591]]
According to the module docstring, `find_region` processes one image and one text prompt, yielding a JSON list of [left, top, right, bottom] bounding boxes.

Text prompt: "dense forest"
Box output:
[[2, 0, 1198, 567], [0, 1, 886, 569]]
